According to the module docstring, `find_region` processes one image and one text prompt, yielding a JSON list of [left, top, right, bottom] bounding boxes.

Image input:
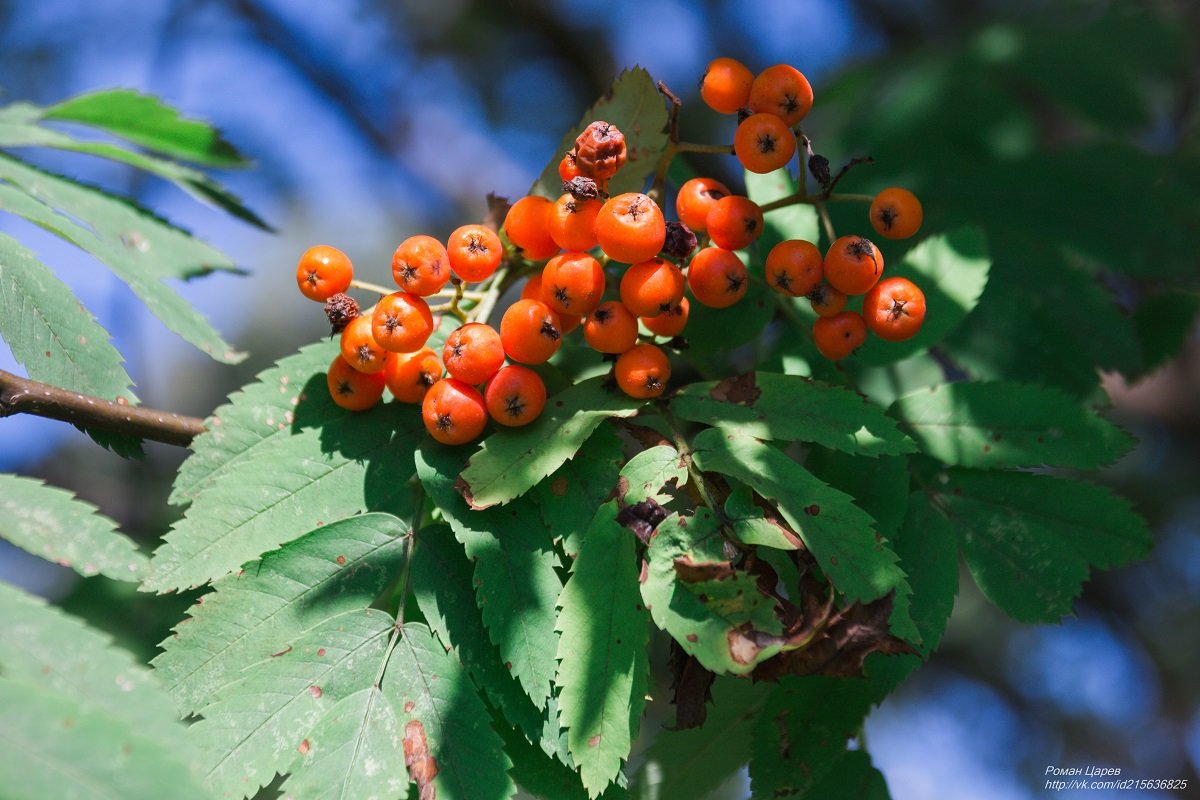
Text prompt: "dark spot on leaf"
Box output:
[[335, 555, 346, 565], [309, 685, 322, 699], [686, 634, 698, 642], [298, 739, 311, 755], [588, 735, 602, 747], [709, 372, 761, 405], [317, 648, 326, 657], [404, 701, 415, 713], [804, 504, 820, 516]]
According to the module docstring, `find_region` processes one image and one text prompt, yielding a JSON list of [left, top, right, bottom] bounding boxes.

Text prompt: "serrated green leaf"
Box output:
[[190, 609, 394, 799], [0, 473, 146, 581], [934, 469, 1151, 623], [617, 444, 687, 505], [0, 153, 244, 361], [1131, 290, 1200, 377], [417, 444, 561, 709], [171, 340, 337, 506], [0, 230, 133, 399], [672, 372, 915, 456], [384, 623, 516, 800], [535, 424, 624, 556], [891, 381, 1134, 469], [497, 717, 595, 800], [555, 503, 650, 797], [153, 513, 408, 714], [724, 485, 802, 551], [690, 429, 917, 641], [145, 401, 420, 592], [805, 750, 890, 800], [532, 67, 668, 198], [804, 451, 910, 540], [459, 377, 642, 509], [44, 89, 247, 167], [853, 226, 991, 366]]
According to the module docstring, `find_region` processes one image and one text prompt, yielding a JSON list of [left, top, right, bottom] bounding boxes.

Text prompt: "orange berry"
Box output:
[[541, 251, 605, 316], [339, 314, 387, 373], [583, 301, 639, 354], [595, 192, 666, 264], [870, 187, 923, 240], [813, 311, 867, 360], [327, 355, 386, 411], [297, 245, 353, 302], [392, 234, 450, 297], [809, 283, 848, 318], [558, 151, 580, 182], [615, 343, 671, 399], [700, 57, 753, 114], [484, 365, 547, 427], [765, 240, 823, 298], [371, 292, 434, 353], [559, 313, 582, 335], [863, 277, 927, 342], [443, 323, 505, 385], [824, 235, 884, 296], [686, 247, 747, 308], [521, 274, 544, 301], [734, 113, 797, 174], [643, 297, 689, 338], [383, 347, 443, 404], [500, 298, 563, 364], [706, 196, 763, 251], [504, 196, 560, 261], [748, 64, 813, 126], [447, 224, 503, 283], [675, 177, 731, 233], [547, 194, 601, 252], [620, 257, 686, 317], [422, 378, 487, 445]]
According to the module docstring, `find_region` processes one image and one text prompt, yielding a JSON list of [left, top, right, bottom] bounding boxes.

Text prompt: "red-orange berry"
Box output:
[[734, 113, 797, 174], [675, 177, 731, 233], [383, 347, 443, 404], [824, 235, 884, 296], [559, 313, 582, 335], [643, 297, 689, 338], [809, 283, 848, 318], [813, 311, 867, 360], [547, 194, 601, 252], [392, 235, 450, 297], [484, 365, 547, 427], [339, 314, 387, 374], [297, 245, 353, 302], [870, 187, 923, 240], [521, 274, 544, 301], [573, 121, 627, 184], [504, 196, 560, 261], [748, 64, 814, 126], [620, 257, 686, 317], [327, 355, 386, 411], [615, 343, 671, 399], [595, 192, 666, 264], [371, 292, 434, 353], [541, 251, 605, 316], [558, 151, 580, 182], [687, 247, 748, 308], [583, 301, 639, 354], [765, 240, 823, 297], [700, 57, 754, 114], [443, 323, 505, 385], [706, 196, 763, 251], [863, 277, 927, 342], [447, 224, 503, 283], [422, 378, 487, 445], [500, 299, 563, 364]]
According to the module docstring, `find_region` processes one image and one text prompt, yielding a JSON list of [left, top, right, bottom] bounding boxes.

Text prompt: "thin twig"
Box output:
[[349, 278, 394, 296]]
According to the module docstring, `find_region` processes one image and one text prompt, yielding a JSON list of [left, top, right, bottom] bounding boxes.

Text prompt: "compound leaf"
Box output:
[[534, 423, 624, 556]]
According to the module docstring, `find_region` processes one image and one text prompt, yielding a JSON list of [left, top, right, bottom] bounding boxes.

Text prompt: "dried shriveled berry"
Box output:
[[323, 293, 359, 335], [574, 121, 627, 184], [662, 221, 698, 261]]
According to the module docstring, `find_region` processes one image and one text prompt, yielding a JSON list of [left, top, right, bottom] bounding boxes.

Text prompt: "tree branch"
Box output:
[[0, 370, 205, 447]]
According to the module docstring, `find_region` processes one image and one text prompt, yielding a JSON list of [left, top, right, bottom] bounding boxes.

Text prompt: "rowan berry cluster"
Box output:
[[293, 57, 930, 446]]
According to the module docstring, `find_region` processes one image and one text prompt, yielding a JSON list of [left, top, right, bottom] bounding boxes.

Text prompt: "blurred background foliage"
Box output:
[[1, 1, 1198, 797]]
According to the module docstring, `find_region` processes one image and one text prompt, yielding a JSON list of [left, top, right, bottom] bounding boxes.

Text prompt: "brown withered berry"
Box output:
[[573, 121, 627, 184]]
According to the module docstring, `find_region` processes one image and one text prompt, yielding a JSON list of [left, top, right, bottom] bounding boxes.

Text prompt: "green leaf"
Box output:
[[171, 341, 337, 506], [853, 226, 991, 366], [690, 429, 917, 641], [890, 381, 1134, 469], [933, 469, 1152, 623], [0, 153, 245, 361], [0, 473, 147, 581], [44, 89, 247, 167], [144, 400, 420, 592], [532, 67, 668, 198], [683, 251, 777, 355], [535, 424, 625, 556], [384, 623, 516, 800], [1131, 290, 1200, 377], [0, 231, 133, 400], [672, 372, 915, 456], [744, 168, 821, 247], [190, 609, 394, 799], [617, 444, 687, 505], [805, 750, 890, 800], [555, 503, 650, 797], [498, 718, 594, 800], [459, 376, 642, 509], [417, 444, 562, 710], [153, 513, 407, 714], [804, 451, 910, 540], [724, 485, 802, 551]]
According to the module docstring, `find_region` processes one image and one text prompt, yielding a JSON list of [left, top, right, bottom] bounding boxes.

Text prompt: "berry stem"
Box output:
[[815, 200, 837, 243], [757, 190, 870, 214], [675, 141, 736, 154], [349, 278, 394, 296], [826, 193, 874, 203]]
